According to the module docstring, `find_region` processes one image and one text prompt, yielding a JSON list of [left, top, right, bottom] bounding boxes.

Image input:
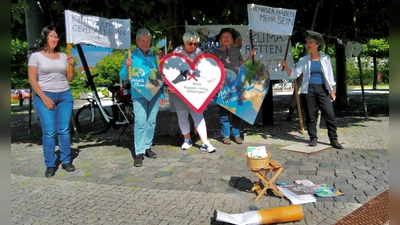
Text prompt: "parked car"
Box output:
[[11, 89, 31, 104]]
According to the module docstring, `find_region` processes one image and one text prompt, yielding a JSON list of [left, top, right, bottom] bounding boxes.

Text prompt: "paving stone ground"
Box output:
[[11, 89, 389, 224]]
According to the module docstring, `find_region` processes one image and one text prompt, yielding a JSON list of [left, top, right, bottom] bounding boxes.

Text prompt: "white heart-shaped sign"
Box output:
[[159, 53, 225, 113]]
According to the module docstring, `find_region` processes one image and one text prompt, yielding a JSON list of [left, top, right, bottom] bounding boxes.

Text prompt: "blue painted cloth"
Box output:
[[119, 48, 164, 100]]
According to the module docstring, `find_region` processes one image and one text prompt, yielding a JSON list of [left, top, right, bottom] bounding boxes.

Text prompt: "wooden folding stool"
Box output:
[[250, 159, 284, 202]]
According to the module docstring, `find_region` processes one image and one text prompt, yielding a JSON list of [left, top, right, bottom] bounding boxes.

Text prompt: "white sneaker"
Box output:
[[181, 139, 192, 150], [200, 143, 216, 153]]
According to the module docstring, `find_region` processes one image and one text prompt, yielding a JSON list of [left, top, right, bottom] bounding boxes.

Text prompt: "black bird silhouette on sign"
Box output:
[[171, 70, 189, 84]]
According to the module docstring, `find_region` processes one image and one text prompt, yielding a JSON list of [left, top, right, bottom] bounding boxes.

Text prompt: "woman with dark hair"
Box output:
[[28, 25, 76, 177], [213, 27, 256, 145], [282, 32, 343, 149]]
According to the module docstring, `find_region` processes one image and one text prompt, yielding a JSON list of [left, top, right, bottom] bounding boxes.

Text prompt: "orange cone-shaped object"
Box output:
[[258, 205, 304, 224], [214, 205, 304, 225]]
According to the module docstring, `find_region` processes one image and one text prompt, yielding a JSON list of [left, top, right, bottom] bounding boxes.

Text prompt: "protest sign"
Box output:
[[159, 53, 225, 114], [215, 60, 270, 125], [64, 10, 131, 49], [247, 4, 297, 35], [129, 61, 164, 101], [187, 25, 294, 80]]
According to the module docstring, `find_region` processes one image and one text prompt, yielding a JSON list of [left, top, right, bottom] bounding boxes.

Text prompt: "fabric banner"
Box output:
[[130, 64, 164, 102], [186, 25, 294, 80], [64, 10, 131, 49], [247, 4, 296, 35], [215, 61, 270, 125]]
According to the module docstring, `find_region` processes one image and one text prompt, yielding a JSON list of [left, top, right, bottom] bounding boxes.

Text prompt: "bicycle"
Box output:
[[74, 74, 134, 139]]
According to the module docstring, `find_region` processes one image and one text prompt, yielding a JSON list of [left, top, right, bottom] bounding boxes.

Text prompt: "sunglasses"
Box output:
[[186, 42, 198, 46]]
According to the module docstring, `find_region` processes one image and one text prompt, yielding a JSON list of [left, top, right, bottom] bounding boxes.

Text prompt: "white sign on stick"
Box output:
[[247, 4, 297, 35], [64, 10, 131, 49]]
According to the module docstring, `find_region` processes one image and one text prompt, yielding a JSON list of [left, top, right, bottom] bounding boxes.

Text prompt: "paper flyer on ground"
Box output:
[[277, 186, 317, 205], [277, 179, 343, 204]]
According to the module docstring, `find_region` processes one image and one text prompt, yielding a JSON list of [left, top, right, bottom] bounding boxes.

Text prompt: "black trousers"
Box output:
[[301, 84, 338, 141]]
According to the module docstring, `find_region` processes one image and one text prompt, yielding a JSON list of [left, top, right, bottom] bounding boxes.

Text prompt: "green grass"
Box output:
[[76, 171, 92, 182], [347, 84, 389, 89], [125, 178, 135, 183], [188, 149, 197, 154], [57, 170, 67, 177], [226, 151, 236, 159]]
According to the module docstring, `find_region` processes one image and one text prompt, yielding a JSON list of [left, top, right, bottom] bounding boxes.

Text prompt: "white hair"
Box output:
[[182, 31, 200, 43], [136, 28, 151, 41]]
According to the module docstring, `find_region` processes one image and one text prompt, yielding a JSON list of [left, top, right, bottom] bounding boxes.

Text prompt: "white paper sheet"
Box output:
[[277, 186, 317, 205], [214, 210, 261, 225]]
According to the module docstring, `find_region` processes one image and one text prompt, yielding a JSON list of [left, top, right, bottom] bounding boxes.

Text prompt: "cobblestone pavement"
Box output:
[[11, 90, 389, 224]]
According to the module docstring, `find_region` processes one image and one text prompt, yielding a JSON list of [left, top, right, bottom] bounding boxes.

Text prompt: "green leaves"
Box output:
[[11, 39, 29, 89], [362, 39, 389, 58]]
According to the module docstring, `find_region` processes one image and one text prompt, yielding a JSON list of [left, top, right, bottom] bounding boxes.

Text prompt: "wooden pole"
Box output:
[[282, 35, 304, 133], [282, 36, 291, 71], [357, 55, 368, 118], [249, 29, 255, 65], [128, 49, 132, 80], [294, 80, 305, 133], [67, 43, 73, 76]]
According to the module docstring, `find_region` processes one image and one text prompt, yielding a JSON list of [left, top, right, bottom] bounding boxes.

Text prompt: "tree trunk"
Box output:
[[165, 0, 185, 54], [25, 0, 44, 134], [25, 0, 44, 53], [334, 39, 349, 109], [165, 0, 185, 137], [372, 56, 377, 90]]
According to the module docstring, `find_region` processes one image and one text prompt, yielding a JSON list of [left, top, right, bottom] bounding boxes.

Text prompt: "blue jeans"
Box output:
[[133, 93, 161, 155], [219, 106, 241, 138], [34, 89, 74, 167]]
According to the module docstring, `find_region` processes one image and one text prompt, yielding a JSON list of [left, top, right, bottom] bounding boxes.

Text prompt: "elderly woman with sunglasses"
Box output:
[[168, 31, 216, 153]]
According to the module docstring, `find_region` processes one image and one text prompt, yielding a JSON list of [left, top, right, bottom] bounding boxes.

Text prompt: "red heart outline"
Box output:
[[159, 52, 225, 113]]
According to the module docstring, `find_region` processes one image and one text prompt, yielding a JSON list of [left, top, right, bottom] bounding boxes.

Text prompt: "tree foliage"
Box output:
[[91, 53, 125, 87], [11, 39, 28, 88], [12, 0, 388, 44], [362, 39, 389, 58], [11, 0, 389, 105]]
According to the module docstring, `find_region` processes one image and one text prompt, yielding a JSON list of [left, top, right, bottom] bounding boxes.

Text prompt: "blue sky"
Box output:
[[70, 44, 113, 67], [71, 40, 165, 67]]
